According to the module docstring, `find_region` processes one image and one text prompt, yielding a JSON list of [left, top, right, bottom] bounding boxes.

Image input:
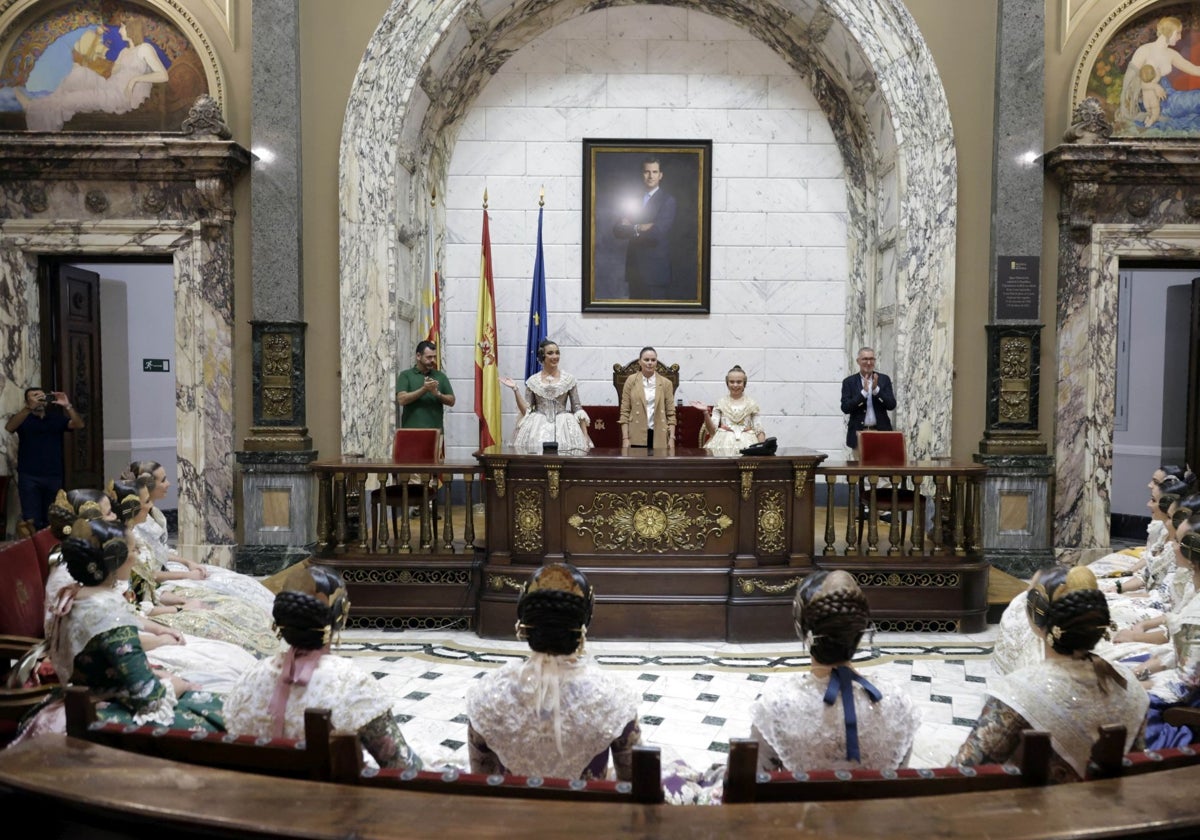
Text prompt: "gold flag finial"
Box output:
[[539, 186, 545, 208], [431, 186, 436, 206], [483, 188, 489, 210]]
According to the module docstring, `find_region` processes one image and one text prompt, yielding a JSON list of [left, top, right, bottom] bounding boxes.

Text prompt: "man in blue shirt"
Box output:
[[5, 387, 84, 529]]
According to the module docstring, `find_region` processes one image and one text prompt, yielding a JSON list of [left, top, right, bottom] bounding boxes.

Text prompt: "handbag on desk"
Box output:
[[740, 437, 778, 456]]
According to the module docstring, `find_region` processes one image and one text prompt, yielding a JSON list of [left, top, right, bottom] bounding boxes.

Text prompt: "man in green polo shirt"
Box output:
[[396, 340, 455, 430]]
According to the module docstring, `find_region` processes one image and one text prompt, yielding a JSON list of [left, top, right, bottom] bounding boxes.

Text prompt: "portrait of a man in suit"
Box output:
[[583, 140, 711, 313]]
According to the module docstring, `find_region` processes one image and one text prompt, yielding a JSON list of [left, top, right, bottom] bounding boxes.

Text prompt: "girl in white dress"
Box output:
[[224, 566, 421, 770], [501, 340, 592, 452], [691, 365, 766, 454], [750, 570, 919, 772]]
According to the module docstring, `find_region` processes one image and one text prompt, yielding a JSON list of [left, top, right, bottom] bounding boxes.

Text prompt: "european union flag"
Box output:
[[525, 205, 548, 380]]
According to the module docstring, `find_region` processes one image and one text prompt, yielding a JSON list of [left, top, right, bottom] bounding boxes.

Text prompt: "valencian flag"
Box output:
[[475, 192, 502, 449], [419, 190, 443, 368], [524, 193, 548, 380]]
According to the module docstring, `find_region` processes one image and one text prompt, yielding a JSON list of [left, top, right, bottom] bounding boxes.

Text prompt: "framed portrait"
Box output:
[[582, 139, 712, 313]]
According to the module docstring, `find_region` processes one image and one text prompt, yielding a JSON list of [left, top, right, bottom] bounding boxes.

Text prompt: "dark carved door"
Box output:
[[40, 262, 104, 490], [1189, 278, 1200, 475]]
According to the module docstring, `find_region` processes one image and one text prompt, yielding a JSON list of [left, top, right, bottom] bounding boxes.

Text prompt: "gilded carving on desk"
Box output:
[[545, 465, 561, 499], [793, 466, 810, 496], [567, 490, 733, 553], [513, 488, 544, 554], [491, 466, 506, 498], [756, 489, 786, 554], [740, 465, 757, 500]]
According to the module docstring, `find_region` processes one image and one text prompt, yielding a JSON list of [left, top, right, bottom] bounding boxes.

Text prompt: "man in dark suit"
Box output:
[[613, 157, 676, 300], [840, 347, 896, 456]]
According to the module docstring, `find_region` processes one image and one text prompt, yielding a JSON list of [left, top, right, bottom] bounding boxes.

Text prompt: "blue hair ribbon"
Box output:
[[822, 665, 883, 761]]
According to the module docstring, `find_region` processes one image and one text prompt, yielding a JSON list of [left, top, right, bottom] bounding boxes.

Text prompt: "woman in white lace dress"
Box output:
[[955, 566, 1148, 783], [224, 565, 421, 770], [690, 365, 766, 455], [129, 460, 275, 614], [501, 340, 592, 452], [465, 562, 640, 780], [750, 570, 919, 772]]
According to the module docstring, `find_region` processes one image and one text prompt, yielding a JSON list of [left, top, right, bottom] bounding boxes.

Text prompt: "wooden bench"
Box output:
[[722, 731, 1052, 803], [64, 685, 338, 781], [331, 736, 664, 804]]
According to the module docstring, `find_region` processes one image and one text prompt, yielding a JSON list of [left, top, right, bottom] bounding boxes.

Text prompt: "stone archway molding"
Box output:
[[339, 0, 958, 461]]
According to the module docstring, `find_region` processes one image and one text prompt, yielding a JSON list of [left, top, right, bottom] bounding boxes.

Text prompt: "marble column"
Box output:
[[975, 0, 1054, 577], [235, 0, 314, 574]]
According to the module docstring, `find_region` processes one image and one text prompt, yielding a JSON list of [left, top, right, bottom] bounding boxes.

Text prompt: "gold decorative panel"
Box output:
[[756, 489, 786, 554], [998, 335, 1031, 423], [740, 465, 756, 500], [999, 493, 1030, 532], [261, 488, 290, 529], [737, 576, 801, 595], [793, 466, 809, 496], [487, 574, 525, 592], [546, 465, 560, 499], [567, 491, 733, 553], [513, 488, 544, 553]]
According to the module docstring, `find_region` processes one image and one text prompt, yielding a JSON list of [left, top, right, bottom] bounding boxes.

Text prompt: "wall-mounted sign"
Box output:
[[143, 359, 170, 372], [996, 256, 1039, 321]]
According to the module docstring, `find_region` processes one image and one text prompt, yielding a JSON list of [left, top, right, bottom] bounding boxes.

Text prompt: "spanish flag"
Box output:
[[475, 195, 502, 449]]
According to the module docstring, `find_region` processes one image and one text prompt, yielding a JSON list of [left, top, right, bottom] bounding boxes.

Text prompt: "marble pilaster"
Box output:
[[981, 0, 1046, 457], [0, 132, 249, 566], [338, 0, 957, 463]]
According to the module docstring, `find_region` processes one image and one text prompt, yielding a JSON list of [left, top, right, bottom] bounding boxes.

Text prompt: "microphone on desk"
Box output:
[[543, 411, 559, 453]]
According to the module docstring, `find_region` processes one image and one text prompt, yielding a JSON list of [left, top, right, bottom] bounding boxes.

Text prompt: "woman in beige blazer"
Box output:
[[618, 347, 676, 448]]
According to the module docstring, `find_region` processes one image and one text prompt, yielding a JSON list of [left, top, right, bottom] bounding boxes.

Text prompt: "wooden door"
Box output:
[[40, 262, 104, 489]]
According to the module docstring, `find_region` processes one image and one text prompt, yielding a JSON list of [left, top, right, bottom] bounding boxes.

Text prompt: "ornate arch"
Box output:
[[339, 0, 957, 460]]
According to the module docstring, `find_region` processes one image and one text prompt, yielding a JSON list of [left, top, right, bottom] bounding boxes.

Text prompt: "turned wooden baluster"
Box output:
[[418, 470, 433, 550], [953, 474, 967, 554], [886, 474, 901, 556], [441, 472, 455, 551], [462, 474, 476, 546], [316, 472, 331, 551], [396, 474, 412, 552], [333, 473, 347, 554], [844, 475, 859, 554], [353, 471, 369, 554], [930, 476, 946, 555], [823, 474, 837, 555], [910, 474, 926, 556], [865, 476, 879, 555]]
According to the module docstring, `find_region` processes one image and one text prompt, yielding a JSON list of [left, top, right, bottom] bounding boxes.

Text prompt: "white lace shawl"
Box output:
[[134, 508, 172, 569], [991, 590, 1043, 676], [48, 587, 180, 726], [988, 657, 1148, 778], [465, 653, 639, 779], [750, 671, 920, 771], [223, 652, 394, 739]]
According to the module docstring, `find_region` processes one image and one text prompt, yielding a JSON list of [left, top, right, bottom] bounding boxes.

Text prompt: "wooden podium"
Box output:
[[475, 445, 827, 642]]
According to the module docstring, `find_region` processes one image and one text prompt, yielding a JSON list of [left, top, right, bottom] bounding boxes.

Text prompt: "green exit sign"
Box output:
[[143, 359, 170, 373]]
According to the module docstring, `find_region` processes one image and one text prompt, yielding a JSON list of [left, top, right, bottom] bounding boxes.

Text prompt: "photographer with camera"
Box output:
[[5, 386, 84, 530]]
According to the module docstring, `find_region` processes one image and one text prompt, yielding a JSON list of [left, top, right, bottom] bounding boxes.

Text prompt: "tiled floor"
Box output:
[[336, 626, 999, 773]]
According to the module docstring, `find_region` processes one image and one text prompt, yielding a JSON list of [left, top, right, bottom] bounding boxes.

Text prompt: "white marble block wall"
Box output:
[[437, 7, 850, 461]]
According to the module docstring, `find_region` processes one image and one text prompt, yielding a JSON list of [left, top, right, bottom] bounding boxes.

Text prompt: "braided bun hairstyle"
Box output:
[[793, 570, 871, 665], [106, 477, 144, 524], [61, 518, 129, 586], [536, 338, 557, 363], [272, 565, 349, 650], [1179, 532, 1200, 571], [1158, 493, 1181, 517], [47, 488, 107, 540], [516, 563, 594, 656], [1026, 565, 1125, 692]]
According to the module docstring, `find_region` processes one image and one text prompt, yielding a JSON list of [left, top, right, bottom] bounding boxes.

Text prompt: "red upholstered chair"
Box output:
[[31, 528, 59, 584], [0, 537, 56, 744], [370, 429, 442, 549], [857, 431, 916, 545]]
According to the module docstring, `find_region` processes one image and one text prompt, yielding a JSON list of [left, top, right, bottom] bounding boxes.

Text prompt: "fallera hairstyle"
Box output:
[[47, 488, 107, 540], [1025, 565, 1125, 692], [516, 563, 594, 656], [415, 340, 436, 356], [1158, 493, 1181, 517], [129, 460, 163, 478], [272, 565, 350, 651], [536, 339, 558, 363], [792, 570, 871, 665], [725, 365, 747, 385], [1181, 532, 1200, 569], [61, 518, 129, 586], [106, 478, 144, 525]]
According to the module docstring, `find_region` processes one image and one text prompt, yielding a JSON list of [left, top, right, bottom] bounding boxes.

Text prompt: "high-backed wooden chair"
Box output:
[[370, 428, 442, 550], [611, 357, 680, 399], [0, 535, 57, 744], [857, 430, 916, 546]]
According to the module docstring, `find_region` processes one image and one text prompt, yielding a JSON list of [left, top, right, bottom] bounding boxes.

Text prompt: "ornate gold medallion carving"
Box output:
[[487, 574, 525, 592], [737, 576, 801, 595], [756, 489, 786, 554], [793, 467, 809, 496], [492, 466, 506, 498], [567, 491, 732, 553], [546, 465, 560, 499], [513, 488, 543, 553]]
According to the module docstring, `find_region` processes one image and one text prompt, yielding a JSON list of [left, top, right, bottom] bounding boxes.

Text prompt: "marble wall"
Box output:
[[0, 135, 249, 565], [339, 0, 957, 465]]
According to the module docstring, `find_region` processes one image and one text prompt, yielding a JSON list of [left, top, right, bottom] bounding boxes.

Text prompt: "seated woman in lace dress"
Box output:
[[750, 570, 919, 772], [1139, 531, 1200, 747], [465, 562, 640, 780], [690, 365, 766, 454], [128, 460, 275, 614], [1089, 469, 1183, 579], [18, 518, 224, 741], [224, 566, 421, 769], [500, 339, 592, 452], [955, 566, 1148, 783]]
